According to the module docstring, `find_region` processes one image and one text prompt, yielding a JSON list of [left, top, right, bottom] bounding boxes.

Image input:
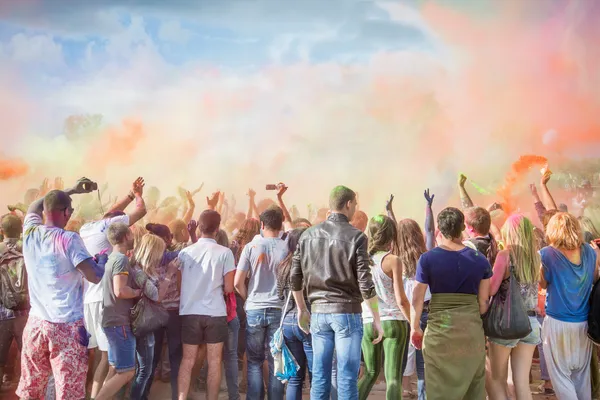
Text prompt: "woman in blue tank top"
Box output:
[[540, 212, 600, 400]]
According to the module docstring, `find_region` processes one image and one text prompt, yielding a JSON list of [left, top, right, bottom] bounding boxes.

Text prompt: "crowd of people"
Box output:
[[0, 169, 599, 400]]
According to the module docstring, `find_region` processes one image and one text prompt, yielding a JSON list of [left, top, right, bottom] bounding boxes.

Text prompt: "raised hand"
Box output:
[[54, 177, 64, 190], [39, 178, 51, 196], [187, 219, 197, 235], [207, 191, 220, 209], [424, 189, 435, 207], [458, 174, 467, 187], [541, 170, 552, 186], [186, 190, 195, 206], [277, 182, 288, 198], [385, 194, 394, 212], [132, 177, 145, 197], [247, 189, 256, 199], [529, 184, 538, 196]]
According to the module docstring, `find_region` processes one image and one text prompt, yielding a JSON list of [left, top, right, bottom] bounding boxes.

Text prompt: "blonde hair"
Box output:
[[501, 214, 539, 284], [545, 212, 583, 251], [130, 224, 147, 253], [132, 233, 165, 278]]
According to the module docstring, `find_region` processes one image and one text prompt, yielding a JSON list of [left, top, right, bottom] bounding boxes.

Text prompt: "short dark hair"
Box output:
[[260, 205, 284, 231], [437, 207, 465, 239], [292, 218, 312, 228], [145, 223, 171, 240], [329, 186, 356, 211], [43, 190, 72, 213], [1, 214, 22, 238], [464, 207, 491, 235], [199, 210, 221, 235], [107, 222, 131, 246]]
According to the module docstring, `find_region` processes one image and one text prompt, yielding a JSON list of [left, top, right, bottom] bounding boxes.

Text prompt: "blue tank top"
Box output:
[[540, 244, 597, 323]]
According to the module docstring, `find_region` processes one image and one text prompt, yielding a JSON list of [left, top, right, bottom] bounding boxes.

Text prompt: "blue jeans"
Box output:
[[310, 313, 363, 400], [130, 333, 155, 400], [246, 308, 284, 400], [103, 325, 136, 373], [282, 312, 313, 400], [147, 310, 182, 400]]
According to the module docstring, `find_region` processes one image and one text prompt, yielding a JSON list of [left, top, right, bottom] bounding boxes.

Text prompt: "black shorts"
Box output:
[[181, 315, 228, 345]]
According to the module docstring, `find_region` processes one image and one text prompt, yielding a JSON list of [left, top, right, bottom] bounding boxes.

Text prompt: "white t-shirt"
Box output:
[[80, 215, 130, 304], [23, 214, 93, 323], [178, 238, 236, 317]]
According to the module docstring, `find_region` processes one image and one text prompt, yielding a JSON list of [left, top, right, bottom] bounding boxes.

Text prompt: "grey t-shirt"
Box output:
[[237, 234, 288, 310], [102, 252, 134, 328]]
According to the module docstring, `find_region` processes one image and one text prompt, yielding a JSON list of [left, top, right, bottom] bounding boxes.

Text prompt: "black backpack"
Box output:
[[588, 279, 600, 345], [0, 247, 29, 310]]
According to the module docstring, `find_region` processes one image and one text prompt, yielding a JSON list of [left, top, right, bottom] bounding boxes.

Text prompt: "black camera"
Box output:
[[83, 181, 98, 192]]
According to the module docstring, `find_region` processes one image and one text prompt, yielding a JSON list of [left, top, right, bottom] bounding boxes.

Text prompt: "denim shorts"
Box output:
[[488, 316, 542, 348], [103, 325, 136, 372]]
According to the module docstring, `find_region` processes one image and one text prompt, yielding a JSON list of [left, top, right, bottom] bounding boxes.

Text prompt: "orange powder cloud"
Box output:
[[0, 157, 29, 180]]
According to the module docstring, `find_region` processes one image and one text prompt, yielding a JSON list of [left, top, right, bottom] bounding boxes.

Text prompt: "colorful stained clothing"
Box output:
[[17, 316, 89, 400], [361, 252, 405, 322], [423, 294, 486, 400]]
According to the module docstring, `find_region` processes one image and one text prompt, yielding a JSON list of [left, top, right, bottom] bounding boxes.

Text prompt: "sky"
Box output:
[[0, 0, 599, 218]]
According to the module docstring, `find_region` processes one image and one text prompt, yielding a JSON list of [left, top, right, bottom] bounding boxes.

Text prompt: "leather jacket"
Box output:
[[290, 213, 376, 314]]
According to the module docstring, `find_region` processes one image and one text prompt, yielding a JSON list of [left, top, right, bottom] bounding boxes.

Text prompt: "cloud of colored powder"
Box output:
[[1, 0, 600, 221]]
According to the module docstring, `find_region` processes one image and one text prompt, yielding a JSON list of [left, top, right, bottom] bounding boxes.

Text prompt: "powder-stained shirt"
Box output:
[[80, 215, 130, 304], [237, 234, 288, 311], [23, 214, 93, 323]]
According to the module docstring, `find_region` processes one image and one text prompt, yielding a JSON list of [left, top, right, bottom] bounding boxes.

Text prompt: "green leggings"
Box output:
[[358, 319, 409, 400]]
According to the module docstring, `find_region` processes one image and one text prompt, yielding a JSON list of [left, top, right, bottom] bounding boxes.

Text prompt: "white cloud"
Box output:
[[158, 20, 191, 44], [7, 33, 64, 67]]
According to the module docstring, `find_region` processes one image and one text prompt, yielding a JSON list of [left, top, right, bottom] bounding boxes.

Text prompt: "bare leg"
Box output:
[[510, 343, 535, 400], [91, 350, 109, 398], [178, 344, 199, 400], [206, 343, 224, 400], [488, 342, 511, 400], [95, 368, 135, 400]]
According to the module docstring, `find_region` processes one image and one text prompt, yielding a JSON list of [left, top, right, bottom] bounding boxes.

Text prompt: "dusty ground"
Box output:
[[0, 362, 556, 399]]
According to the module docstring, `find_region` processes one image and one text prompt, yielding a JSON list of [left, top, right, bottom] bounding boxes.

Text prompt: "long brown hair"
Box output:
[[397, 218, 427, 278], [276, 228, 307, 297], [367, 215, 399, 257], [232, 218, 261, 261]]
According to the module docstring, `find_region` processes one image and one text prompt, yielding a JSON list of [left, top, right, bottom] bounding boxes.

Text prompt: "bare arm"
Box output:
[[410, 283, 427, 331], [540, 171, 558, 211], [182, 191, 195, 223], [224, 270, 235, 294], [390, 256, 411, 321], [76, 259, 103, 284], [113, 275, 141, 299], [247, 189, 258, 220], [234, 269, 248, 300], [277, 183, 293, 232], [385, 195, 397, 225], [459, 174, 474, 209], [478, 278, 491, 315], [424, 189, 435, 250], [490, 250, 510, 296], [539, 264, 548, 289]]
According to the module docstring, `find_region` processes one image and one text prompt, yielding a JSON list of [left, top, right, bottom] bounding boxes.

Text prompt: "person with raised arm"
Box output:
[[234, 205, 288, 400], [291, 185, 383, 400], [411, 207, 491, 400], [459, 174, 475, 209], [540, 168, 558, 212], [79, 177, 147, 400], [247, 189, 259, 220], [16, 178, 107, 400], [275, 182, 293, 232]]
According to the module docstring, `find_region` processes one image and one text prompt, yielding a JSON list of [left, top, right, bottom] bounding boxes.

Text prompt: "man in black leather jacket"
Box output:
[[290, 185, 383, 400]]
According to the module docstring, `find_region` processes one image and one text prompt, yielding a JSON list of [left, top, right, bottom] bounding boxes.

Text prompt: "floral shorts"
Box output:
[[16, 315, 89, 400]]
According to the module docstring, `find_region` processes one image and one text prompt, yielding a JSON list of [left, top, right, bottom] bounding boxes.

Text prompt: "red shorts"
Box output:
[[17, 315, 89, 400]]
